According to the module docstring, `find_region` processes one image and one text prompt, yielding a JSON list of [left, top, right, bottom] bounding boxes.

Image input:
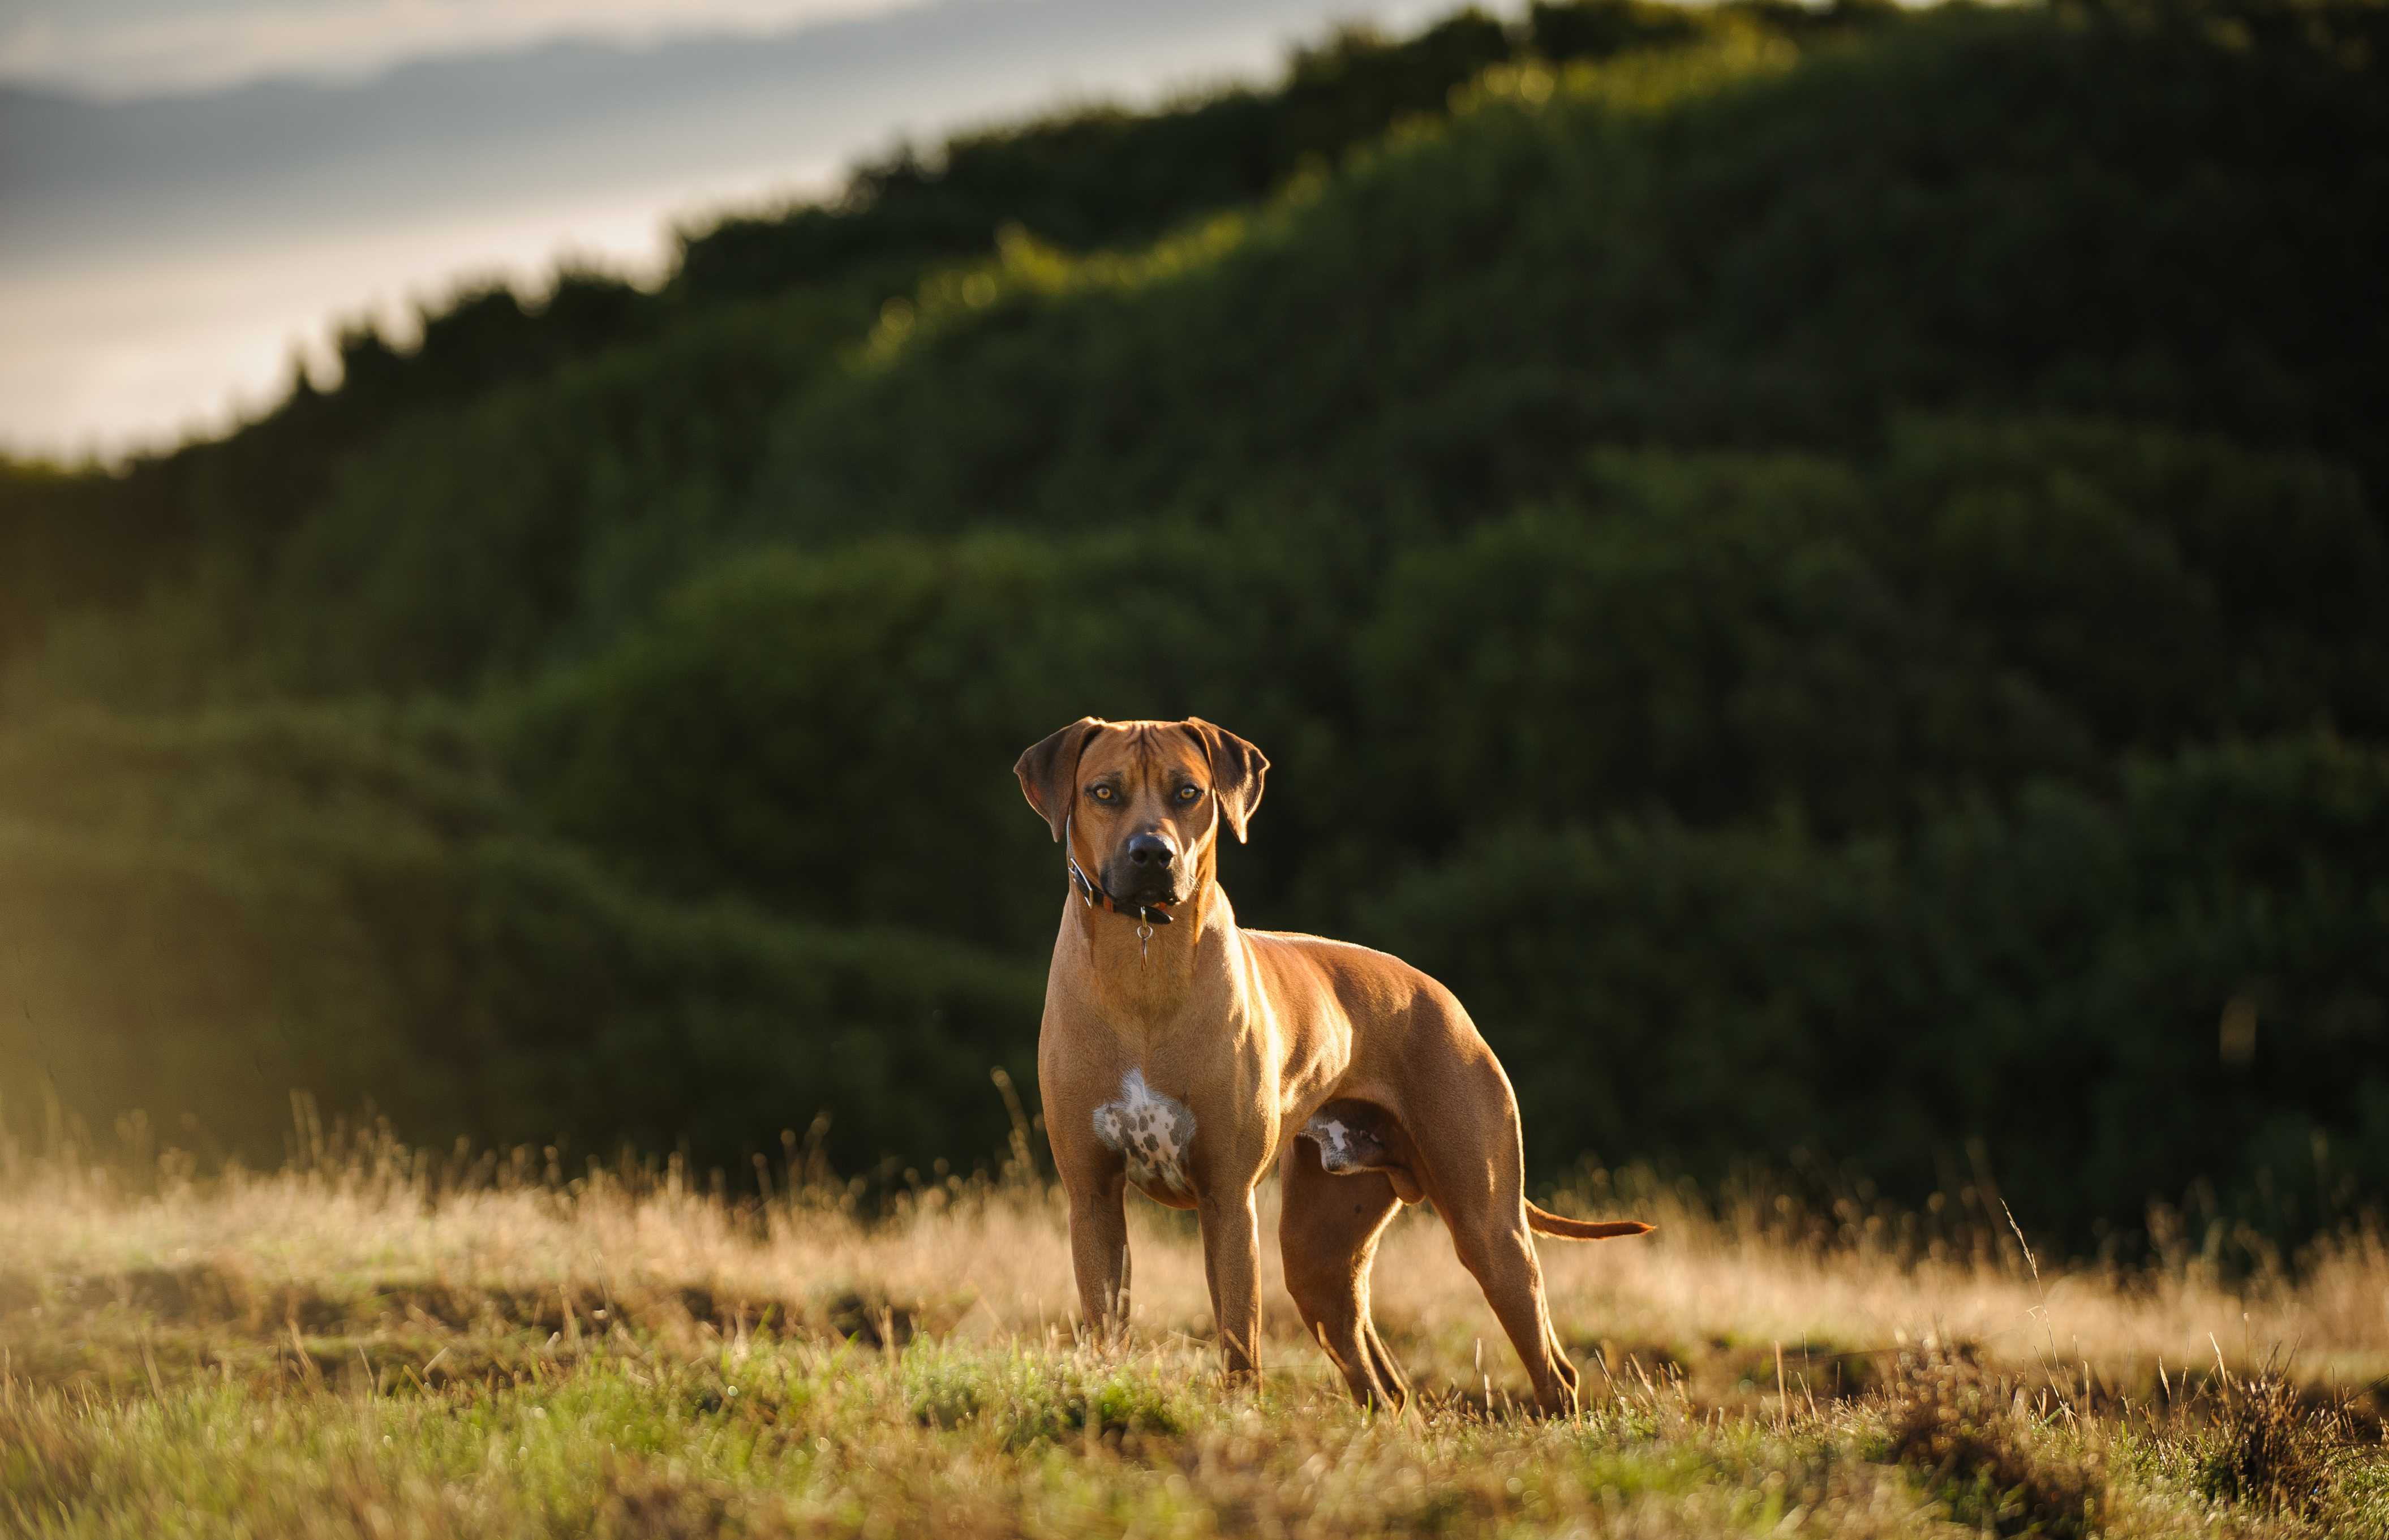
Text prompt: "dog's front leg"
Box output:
[[1065, 1166, 1132, 1341], [1197, 1186, 1263, 1384]]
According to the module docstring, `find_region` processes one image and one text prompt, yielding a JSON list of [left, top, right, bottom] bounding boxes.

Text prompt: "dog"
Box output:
[[1015, 716, 1649, 1414]]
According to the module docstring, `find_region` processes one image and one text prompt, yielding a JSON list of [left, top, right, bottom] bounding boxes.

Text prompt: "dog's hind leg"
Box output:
[[1279, 1137, 1409, 1410], [1416, 1089, 1583, 1417], [1446, 1207, 1578, 1417]]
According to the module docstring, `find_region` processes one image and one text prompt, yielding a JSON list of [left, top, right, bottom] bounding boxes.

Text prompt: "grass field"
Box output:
[[3, 1126, 2384, 1538]]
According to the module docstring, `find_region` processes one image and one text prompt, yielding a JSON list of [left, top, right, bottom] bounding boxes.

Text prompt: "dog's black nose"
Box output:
[[1125, 833, 1175, 868]]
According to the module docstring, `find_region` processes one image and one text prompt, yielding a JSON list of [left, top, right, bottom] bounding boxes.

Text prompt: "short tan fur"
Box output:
[[1016, 716, 1649, 1414]]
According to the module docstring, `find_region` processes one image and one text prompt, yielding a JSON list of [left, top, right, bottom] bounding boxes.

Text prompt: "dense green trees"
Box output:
[[0, 709, 1039, 1173], [2, 0, 2382, 1251], [1360, 734, 2389, 1245]]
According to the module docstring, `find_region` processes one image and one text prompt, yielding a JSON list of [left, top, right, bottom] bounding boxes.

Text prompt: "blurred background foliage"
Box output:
[[2, 0, 2385, 1252]]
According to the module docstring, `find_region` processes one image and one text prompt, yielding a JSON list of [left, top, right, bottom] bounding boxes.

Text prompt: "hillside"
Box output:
[[1, 0, 2384, 1253]]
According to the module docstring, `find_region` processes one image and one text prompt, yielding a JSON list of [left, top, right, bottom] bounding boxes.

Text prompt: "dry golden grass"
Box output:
[[2, 1132, 2384, 1537]]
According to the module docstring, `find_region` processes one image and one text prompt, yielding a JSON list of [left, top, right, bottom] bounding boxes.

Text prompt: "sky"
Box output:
[[0, 0, 1453, 461], [0, 0, 909, 97]]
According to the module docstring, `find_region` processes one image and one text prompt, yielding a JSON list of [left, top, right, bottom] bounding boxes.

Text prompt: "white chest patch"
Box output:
[[1093, 1069, 1197, 1195]]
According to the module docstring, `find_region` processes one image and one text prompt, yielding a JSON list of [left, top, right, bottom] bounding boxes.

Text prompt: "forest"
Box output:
[[2, 0, 2383, 1255]]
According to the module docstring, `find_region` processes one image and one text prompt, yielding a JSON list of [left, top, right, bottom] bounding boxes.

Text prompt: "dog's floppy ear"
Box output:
[[1183, 717, 1268, 844], [1015, 717, 1103, 842]]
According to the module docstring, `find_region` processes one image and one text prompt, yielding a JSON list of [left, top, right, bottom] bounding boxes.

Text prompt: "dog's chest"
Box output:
[[1092, 1069, 1197, 1195]]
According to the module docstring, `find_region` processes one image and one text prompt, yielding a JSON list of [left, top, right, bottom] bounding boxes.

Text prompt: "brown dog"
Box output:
[[1015, 716, 1649, 1414]]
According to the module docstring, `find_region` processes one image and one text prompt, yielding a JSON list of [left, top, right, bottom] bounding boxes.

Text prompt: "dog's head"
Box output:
[[1014, 717, 1267, 911]]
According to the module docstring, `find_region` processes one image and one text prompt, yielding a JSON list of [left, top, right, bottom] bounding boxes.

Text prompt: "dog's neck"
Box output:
[[1067, 862, 1236, 1033]]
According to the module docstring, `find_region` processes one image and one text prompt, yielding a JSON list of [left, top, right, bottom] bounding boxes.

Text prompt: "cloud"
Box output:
[[0, 0, 917, 97]]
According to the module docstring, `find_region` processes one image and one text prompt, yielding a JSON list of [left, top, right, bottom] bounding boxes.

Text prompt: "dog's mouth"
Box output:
[[1101, 867, 1184, 911]]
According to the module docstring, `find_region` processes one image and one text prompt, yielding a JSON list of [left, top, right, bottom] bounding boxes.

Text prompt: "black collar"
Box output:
[[1064, 815, 1176, 926]]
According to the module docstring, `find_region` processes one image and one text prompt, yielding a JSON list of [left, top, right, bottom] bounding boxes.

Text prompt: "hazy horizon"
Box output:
[[1, 0, 935, 98], [1, 0, 1454, 463]]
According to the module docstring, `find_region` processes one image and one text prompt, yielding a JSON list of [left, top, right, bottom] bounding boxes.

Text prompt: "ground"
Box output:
[[2, 1134, 2384, 1538]]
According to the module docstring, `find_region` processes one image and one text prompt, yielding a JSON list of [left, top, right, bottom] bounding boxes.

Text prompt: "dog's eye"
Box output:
[[1176, 785, 1201, 803], [1090, 785, 1115, 802]]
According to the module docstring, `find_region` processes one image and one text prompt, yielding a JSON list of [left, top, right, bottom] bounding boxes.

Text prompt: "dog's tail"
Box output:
[[1526, 1201, 1654, 1241]]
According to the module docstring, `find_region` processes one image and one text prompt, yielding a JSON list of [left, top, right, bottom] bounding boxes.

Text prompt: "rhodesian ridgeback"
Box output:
[[1015, 716, 1650, 1414]]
